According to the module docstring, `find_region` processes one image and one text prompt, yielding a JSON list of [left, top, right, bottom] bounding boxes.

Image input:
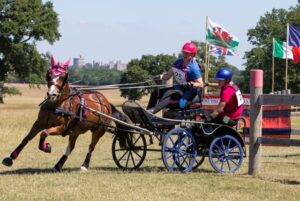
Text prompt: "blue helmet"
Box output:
[[215, 68, 233, 81]]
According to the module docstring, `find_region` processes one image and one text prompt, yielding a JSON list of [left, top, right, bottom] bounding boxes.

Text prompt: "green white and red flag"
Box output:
[[206, 17, 239, 51], [273, 38, 293, 60]]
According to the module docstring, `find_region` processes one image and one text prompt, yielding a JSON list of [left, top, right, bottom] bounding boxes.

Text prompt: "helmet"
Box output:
[[215, 68, 233, 81], [182, 42, 198, 56]]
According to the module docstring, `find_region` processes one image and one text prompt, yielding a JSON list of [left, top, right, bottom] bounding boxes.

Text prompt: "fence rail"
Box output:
[[258, 137, 300, 146], [259, 94, 300, 106]]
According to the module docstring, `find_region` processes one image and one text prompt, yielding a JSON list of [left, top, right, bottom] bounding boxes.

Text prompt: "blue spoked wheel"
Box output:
[[162, 128, 197, 172], [209, 135, 244, 174]]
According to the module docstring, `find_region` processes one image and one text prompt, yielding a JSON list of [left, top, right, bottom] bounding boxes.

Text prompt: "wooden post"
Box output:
[[0, 82, 4, 104], [248, 69, 263, 176]]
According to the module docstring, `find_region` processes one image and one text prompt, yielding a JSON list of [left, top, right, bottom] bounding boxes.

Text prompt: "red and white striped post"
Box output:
[[248, 69, 263, 176]]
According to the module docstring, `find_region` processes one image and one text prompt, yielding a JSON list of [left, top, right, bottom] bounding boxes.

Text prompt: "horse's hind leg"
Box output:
[[2, 120, 44, 167], [81, 129, 105, 171]]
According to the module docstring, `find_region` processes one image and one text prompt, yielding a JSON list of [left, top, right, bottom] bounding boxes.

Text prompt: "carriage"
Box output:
[[2, 58, 246, 173], [109, 98, 246, 174]]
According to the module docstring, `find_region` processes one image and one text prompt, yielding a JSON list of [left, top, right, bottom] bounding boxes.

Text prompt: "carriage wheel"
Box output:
[[112, 133, 147, 170], [209, 135, 244, 174], [162, 128, 196, 172]]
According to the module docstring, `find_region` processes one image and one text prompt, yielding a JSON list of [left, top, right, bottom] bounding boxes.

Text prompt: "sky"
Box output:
[[38, 0, 299, 69]]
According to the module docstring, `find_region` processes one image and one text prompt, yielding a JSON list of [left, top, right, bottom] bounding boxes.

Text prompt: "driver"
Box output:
[[147, 42, 204, 113], [205, 68, 244, 126]]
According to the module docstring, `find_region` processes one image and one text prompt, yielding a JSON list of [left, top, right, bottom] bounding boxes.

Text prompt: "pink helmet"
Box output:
[[182, 42, 198, 56]]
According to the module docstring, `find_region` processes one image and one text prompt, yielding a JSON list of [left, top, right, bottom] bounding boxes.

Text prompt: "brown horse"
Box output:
[[2, 57, 129, 172]]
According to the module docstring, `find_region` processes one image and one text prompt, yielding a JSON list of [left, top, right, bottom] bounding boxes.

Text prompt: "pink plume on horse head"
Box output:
[[50, 56, 71, 76]]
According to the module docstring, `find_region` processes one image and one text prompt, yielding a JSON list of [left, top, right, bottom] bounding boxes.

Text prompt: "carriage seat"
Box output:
[[122, 101, 178, 130], [164, 89, 203, 110]]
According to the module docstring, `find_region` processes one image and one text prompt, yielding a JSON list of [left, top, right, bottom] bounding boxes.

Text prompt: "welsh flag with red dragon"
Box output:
[[206, 17, 239, 51]]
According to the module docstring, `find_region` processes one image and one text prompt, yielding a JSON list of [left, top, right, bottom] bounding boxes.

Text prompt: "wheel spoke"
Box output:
[[166, 153, 173, 160], [183, 156, 189, 167], [179, 150, 195, 158], [228, 158, 239, 166], [132, 135, 141, 146], [132, 149, 142, 159], [221, 160, 225, 172], [226, 158, 231, 171], [213, 144, 223, 154], [130, 151, 136, 167], [221, 138, 225, 151], [228, 145, 239, 153], [164, 146, 174, 153], [125, 150, 131, 168], [169, 136, 176, 146], [118, 150, 129, 161], [227, 138, 232, 149], [131, 146, 145, 150], [114, 148, 127, 151]]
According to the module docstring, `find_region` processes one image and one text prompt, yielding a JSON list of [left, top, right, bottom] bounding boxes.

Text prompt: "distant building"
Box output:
[[73, 55, 85, 68], [73, 57, 127, 70], [115, 60, 127, 71]]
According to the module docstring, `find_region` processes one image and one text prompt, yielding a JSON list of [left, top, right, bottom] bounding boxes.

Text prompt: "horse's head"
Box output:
[[46, 56, 71, 102]]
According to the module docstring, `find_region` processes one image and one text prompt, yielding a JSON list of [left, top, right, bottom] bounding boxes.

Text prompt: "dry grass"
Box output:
[[0, 84, 299, 201]]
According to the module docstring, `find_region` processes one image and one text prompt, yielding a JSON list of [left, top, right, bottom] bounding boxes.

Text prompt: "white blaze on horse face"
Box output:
[[48, 77, 60, 96]]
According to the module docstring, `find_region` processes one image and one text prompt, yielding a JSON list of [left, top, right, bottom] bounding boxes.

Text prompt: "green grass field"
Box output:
[[0, 84, 299, 201]]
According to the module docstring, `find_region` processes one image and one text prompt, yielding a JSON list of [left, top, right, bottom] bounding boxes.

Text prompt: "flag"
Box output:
[[206, 17, 239, 51], [288, 24, 300, 64], [292, 47, 300, 64], [288, 24, 300, 47], [209, 45, 236, 56], [273, 38, 293, 59]]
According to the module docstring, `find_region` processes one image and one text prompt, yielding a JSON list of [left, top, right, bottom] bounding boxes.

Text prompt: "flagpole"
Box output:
[[285, 23, 289, 90], [207, 45, 210, 83], [205, 16, 208, 82], [205, 16, 209, 93], [272, 38, 275, 93], [208, 46, 210, 69]]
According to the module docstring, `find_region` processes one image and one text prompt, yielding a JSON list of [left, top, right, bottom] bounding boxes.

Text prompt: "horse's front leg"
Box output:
[[39, 125, 66, 153], [54, 134, 79, 172], [2, 120, 45, 167]]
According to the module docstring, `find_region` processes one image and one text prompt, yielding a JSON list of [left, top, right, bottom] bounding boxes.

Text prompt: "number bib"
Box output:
[[235, 89, 244, 107], [172, 67, 187, 84]]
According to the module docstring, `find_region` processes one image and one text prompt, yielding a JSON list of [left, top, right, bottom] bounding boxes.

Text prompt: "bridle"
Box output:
[[47, 72, 68, 100]]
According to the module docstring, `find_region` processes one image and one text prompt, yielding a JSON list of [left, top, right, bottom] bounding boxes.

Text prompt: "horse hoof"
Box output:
[[80, 166, 88, 172], [39, 143, 52, 153], [2, 157, 13, 167], [54, 165, 62, 172], [45, 143, 52, 153]]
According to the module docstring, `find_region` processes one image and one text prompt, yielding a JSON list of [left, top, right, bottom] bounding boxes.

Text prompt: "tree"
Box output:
[[68, 67, 123, 86], [243, 5, 300, 93], [0, 0, 60, 103], [120, 54, 177, 100]]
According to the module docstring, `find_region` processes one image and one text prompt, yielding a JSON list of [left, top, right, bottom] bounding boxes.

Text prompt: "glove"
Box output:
[[153, 74, 162, 81], [179, 98, 188, 109], [204, 114, 213, 122], [182, 82, 193, 89]]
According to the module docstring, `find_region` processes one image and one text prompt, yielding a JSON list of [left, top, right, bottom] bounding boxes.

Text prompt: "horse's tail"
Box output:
[[110, 104, 131, 148]]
